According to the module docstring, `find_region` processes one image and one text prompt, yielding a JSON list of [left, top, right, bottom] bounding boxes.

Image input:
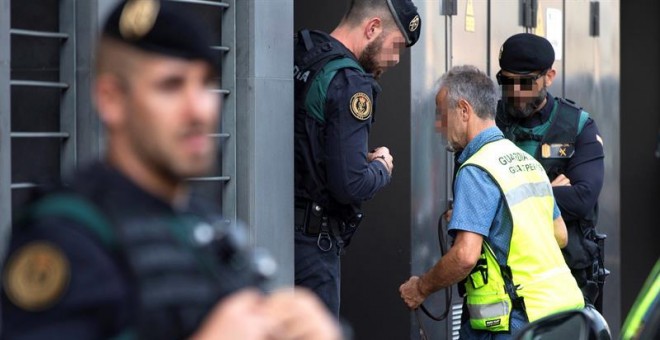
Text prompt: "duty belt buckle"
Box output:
[[317, 232, 332, 252]]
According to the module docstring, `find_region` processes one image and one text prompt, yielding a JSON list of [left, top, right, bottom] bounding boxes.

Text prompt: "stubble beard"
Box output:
[[359, 35, 384, 80]]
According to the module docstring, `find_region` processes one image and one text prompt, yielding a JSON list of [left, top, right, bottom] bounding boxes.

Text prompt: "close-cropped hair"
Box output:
[[95, 36, 147, 91], [342, 0, 395, 28], [440, 65, 498, 120]]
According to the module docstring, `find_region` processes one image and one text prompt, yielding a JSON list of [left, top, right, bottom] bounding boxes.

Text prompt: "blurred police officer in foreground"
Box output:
[[495, 33, 607, 310], [293, 0, 420, 316], [400, 65, 584, 339], [1, 1, 340, 339]]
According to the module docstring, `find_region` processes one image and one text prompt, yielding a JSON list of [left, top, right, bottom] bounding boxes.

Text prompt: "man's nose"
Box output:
[[185, 86, 217, 122]]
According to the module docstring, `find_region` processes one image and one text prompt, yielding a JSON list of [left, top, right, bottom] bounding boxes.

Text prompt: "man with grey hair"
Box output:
[[400, 65, 583, 338]]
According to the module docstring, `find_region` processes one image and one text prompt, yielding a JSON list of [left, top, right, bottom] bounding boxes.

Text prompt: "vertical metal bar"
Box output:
[[444, 4, 453, 210], [487, 0, 491, 76], [590, 1, 600, 37], [60, 0, 77, 181], [0, 0, 12, 258], [74, 0, 102, 165], [445, 15, 452, 71], [221, 0, 237, 223], [561, 0, 566, 98]]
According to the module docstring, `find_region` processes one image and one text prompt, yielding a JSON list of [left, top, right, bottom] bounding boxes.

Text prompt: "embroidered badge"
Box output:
[[3, 242, 70, 311], [119, 0, 160, 40], [350, 92, 372, 121], [409, 15, 420, 32], [541, 143, 575, 158], [541, 143, 551, 158]]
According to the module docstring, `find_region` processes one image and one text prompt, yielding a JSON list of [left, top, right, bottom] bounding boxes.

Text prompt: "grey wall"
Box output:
[[564, 1, 621, 334], [236, 0, 295, 288], [0, 0, 11, 259], [409, 2, 452, 338]]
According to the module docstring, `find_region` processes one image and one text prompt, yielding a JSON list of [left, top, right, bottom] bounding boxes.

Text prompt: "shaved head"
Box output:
[[95, 36, 150, 91], [341, 0, 397, 30]]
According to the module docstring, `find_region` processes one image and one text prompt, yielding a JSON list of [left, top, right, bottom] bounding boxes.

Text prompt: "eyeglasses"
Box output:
[[496, 70, 546, 89]]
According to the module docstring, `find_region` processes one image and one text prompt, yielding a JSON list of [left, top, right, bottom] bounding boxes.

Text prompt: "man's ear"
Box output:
[[458, 99, 471, 121], [544, 68, 557, 87], [364, 17, 383, 41], [95, 74, 126, 129]]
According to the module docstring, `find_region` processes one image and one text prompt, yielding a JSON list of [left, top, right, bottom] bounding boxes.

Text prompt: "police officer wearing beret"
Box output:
[[495, 33, 608, 310], [294, 0, 420, 316], [1, 1, 341, 339]]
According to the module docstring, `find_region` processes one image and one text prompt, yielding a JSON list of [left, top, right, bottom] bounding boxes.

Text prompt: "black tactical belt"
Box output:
[[294, 201, 346, 236], [294, 200, 363, 253]]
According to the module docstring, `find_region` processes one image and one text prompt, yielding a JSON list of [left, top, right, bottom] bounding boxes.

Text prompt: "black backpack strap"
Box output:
[[295, 30, 356, 122], [295, 30, 344, 68], [300, 29, 314, 51], [21, 193, 117, 250]]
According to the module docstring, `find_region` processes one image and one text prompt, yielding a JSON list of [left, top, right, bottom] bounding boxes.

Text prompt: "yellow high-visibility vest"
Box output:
[[460, 138, 584, 332]]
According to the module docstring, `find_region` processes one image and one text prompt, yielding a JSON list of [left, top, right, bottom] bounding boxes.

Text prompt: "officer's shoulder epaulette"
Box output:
[[558, 97, 582, 111], [18, 193, 117, 250], [558, 97, 590, 135], [305, 57, 364, 123]]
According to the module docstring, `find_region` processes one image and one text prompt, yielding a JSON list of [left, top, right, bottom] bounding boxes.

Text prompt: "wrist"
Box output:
[[416, 276, 429, 297], [374, 156, 391, 173]]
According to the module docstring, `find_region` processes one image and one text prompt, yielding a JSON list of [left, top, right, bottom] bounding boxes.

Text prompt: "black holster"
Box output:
[[562, 221, 610, 311]]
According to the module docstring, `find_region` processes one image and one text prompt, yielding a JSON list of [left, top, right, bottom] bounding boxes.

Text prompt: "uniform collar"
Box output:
[[74, 162, 178, 214], [519, 92, 555, 128], [457, 126, 504, 164]]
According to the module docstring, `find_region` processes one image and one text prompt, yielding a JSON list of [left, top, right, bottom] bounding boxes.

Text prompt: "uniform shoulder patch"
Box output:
[[349, 92, 372, 121], [3, 241, 70, 311]]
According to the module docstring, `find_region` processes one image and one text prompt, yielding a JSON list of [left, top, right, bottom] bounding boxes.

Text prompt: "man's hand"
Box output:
[[264, 288, 342, 340], [193, 288, 342, 340], [193, 289, 275, 340], [368, 146, 394, 175], [551, 174, 571, 187], [399, 276, 427, 309]]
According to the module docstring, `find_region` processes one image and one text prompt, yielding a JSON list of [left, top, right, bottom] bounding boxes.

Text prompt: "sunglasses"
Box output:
[[496, 70, 546, 88]]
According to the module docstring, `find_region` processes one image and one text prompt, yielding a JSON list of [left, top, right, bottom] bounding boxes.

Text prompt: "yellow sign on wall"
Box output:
[[536, 4, 545, 37], [465, 0, 475, 32]]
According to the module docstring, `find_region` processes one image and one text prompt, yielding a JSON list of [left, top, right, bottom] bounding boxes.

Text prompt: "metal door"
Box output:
[[564, 0, 621, 334]]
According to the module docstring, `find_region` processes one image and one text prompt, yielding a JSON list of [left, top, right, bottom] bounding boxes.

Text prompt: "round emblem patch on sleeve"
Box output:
[[349, 92, 372, 121], [3, 241, 70, 311]]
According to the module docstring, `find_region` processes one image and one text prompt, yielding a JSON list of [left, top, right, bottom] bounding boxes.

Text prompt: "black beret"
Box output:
[[499, 33, 555, 74], [386, 0, 421, 47], [103, 0, 217, 69]]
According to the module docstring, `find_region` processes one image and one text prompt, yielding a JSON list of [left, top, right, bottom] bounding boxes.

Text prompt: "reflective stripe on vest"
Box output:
[[460, 138, 584, 331]]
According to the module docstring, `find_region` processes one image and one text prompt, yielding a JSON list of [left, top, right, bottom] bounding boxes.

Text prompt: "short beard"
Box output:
[[359, 34, 384, 79], [503, 86, 548, 119]]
